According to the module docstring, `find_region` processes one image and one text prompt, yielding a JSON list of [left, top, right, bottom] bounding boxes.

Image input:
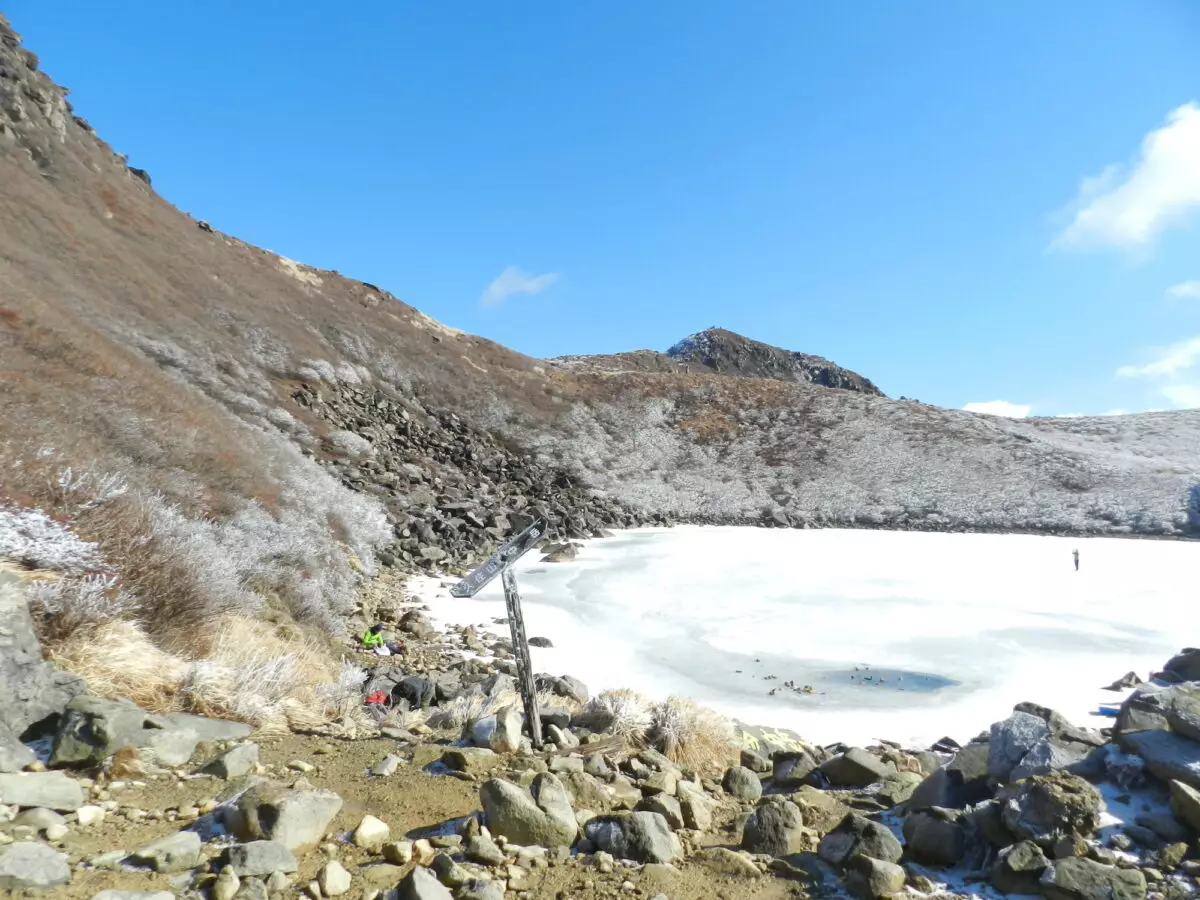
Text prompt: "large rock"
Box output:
[[205, 743, 260, 779], [135, 722, 200, 766], [397, 865, 454, 900], [1040, 857, 1147, 900], [991, 707, 1105, 784], [129, 830, 202, 873], [817, 813, 903, 869], [819, 747, 895, 787], [1113, 682, 1200, 740], [844, 855, 906, 900], [0, 841, 70, 891], [0, 771, 84, 810], [1162, 649, 1200, 683], [773, 749, 819, 789], [723, 766, 763, 802], [999, 771, 1103, 846], [1115, 730, 1200, 790], [741, 796, 810, 857], [0, 721, 35, 774], [991, 840, 1050, 893], [903, 807, 968, 865], [585, 811, 682, 863], [490, 707, 523, 753], [49, 696, 148, 767], [225, 841, 298, 876], [0, 573, 83, 739], [480, 773, 577, 848], [154, 712, 252, 742], [789, 785, 852, 836], [227, 781, 343, 851], [676, 780, 714, 831], [988, 711, 1052, 782], [1169, 779, 1200, 833], [560, 770, 615, 813]]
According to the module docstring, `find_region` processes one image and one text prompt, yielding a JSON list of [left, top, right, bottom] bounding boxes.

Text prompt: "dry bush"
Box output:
[[647, 696, 739, 772], [578, 689, 653, 745], [426, 686, 520, 733], [47, 614, 368, 733]]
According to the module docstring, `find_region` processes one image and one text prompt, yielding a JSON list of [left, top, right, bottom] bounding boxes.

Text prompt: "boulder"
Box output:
[[585, 811, 682, 863], [1040, 857, 1147, 900], [227, 781, 343, 851], [1162, 649, 1200, 683], [902, 807, 969, 865], [844, 855, 906, 900], [877, 771, 923, 807], [491, 707, 523, 754], [456, 879, 504, 900], [999, 771, 1103, 846], [479, 774, 578, 848], [205, 743, 259, 779], [443, 747, 502, 776], [741, 796, 810, 857], [353, 814, 391, 851], [0, 841, 70, 891], [723, 765, 763, 803], [225, 841, 298, 876], [991, 840, 1050, 894], [989, 711, 1051, 782], [0, 771, 84, 810], [464, 834, 505, 866], [0, 721, 35, 774], [817, 813, 903, 869], [819, 747, 895, 788], [1169, 779, 1200, 833], [135, 722, 200, 766], [638, 794, 684, 830], [676, 780, 714, 831], [1117, 729, 1200, 790], [128, 830, 202, 873], [560, 770, 614, 813], [773, 750, 819, 789], [740, 748, 771, 773], [0, 574, 83, 738], [430, 852, 468, 888], [49, 696, 148, 767], [789, 785, 852, 836]]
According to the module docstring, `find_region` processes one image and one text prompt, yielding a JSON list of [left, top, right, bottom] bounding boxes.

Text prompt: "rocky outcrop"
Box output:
[[0, 573, 83, 758]]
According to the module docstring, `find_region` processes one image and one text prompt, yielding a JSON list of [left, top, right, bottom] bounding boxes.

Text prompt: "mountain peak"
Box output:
[[664, 328, 883, 395]]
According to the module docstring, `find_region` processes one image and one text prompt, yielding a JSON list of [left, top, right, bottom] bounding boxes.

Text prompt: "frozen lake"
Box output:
[[420, 526, 1197, 748]]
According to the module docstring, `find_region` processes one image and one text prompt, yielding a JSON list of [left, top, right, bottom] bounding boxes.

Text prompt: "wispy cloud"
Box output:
[[1051, 102, 1200, 253], [1116, 335, 1200, 379], [480, 265, 560, 307], [963, 400, 1032, 418], [1116, 334, 1200, 409], [1167, 281, 1200, 303]]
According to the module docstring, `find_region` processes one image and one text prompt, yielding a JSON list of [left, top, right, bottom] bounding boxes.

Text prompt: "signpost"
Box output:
[[451, 519, 547, 748]]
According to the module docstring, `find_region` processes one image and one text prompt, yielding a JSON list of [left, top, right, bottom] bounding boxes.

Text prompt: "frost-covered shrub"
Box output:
[[326, 429, 373, 457], [25, 573, 138, 639], [0, 506, 105, 574]]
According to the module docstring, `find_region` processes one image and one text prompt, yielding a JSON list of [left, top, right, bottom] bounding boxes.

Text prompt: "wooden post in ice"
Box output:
[[450, 518, 547, 750]]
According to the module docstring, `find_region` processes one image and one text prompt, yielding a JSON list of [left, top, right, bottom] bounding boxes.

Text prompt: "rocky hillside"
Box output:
[[2, 11, 1200, 661], [551, 327, 884, 395]]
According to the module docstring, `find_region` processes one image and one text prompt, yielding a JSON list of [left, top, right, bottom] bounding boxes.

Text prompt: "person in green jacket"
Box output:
[[362, 623, 385, 650]]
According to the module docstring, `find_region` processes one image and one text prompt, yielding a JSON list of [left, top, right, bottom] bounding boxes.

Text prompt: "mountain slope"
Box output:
[[1, 12, 1198, 656], [552, 328, 883, 395]]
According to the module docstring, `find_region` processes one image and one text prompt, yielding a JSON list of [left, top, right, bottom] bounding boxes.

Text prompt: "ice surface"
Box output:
[[421, 526, 1197, 748]]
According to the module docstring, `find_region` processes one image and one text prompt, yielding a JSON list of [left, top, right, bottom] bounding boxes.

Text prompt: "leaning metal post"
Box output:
[[501, 566, 543, 749], [450, 518, 547, 750]]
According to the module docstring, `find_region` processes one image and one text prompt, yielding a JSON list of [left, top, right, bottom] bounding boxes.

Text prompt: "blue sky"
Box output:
[[11, 2, 1200, 415]]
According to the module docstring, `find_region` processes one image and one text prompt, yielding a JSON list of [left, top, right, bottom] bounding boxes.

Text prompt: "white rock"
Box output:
[[44, 823, 68, 841], [353, 814, 390, 851], [76, 805, 105, 827], [318, 859, 352, 896]]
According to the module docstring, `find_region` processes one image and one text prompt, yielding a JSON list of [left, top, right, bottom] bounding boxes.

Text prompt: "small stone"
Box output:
[[370, 754, 402, 777], [129, 830, 202, 873], [383, 840, 413, 865], [318, 860, 352, 896], [213, 866, 241, 900], [45, 822, 68, 841], [354, 814, 391, 851], [286, 759, 315, 773], [465, 834, 506, 866]]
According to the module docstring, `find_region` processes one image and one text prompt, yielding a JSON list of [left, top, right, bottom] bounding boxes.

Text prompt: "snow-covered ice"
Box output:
[[420, 526, 1197, 748]]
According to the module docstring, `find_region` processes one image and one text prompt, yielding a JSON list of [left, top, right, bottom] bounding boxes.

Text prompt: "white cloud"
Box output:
[[1115, 335, 1200, 379], [1167, 281, 1200, 302], [1052, 102, 1200, 252], [963, 400, 1032, 418], [480, 265, 559, 307], [1101, 408, 1131, 416], [1116, 334, 1200, 409], [1161, 384, 1200, 408]]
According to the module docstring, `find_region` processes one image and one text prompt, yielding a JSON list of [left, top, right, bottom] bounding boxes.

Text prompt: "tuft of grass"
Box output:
[[647, 696, 739, 772], [578, 689, 653, 745]]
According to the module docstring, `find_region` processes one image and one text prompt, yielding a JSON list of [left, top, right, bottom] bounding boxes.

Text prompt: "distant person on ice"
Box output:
[[1073, 548, 1080, 571]]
